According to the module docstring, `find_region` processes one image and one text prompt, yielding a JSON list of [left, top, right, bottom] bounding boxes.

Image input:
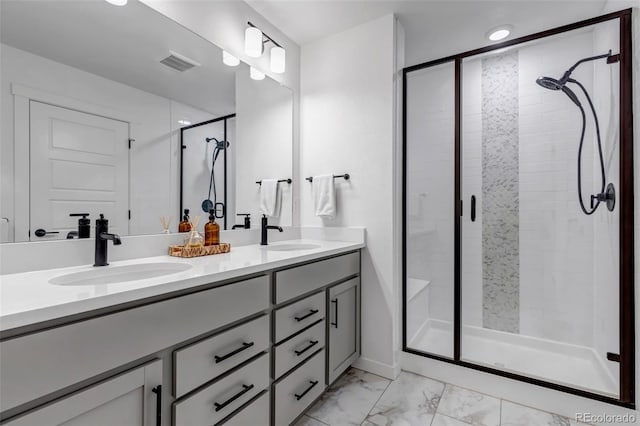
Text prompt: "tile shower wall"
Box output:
[[517, 31, 596, 347], [481, 52, 520, 333]]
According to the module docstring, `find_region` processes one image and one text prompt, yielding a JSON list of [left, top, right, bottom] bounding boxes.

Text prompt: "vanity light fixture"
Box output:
[[245, 27, 264, 58], [222, 51, 240, 67], [486, 25, 513, 41], [270, 46, 286, 74], [250, 67, 265, 81], [104, 0, 128, 5], [245, 22, 286, 73]]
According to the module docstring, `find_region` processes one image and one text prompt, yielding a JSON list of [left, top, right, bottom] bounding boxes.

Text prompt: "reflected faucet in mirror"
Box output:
[[232, 214, 251, 229], [66, 213, 91, 239], [94, 214, 122, 267]]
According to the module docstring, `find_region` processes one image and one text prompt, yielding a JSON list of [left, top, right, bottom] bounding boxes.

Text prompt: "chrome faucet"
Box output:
[[260, 214, 282, 245], [94, 214, 122, 266]]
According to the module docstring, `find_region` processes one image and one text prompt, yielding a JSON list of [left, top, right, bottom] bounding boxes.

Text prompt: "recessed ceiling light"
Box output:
[[487, 25, 513, 42], [178, 119, 192, 126], [105, 0, 127, 6]]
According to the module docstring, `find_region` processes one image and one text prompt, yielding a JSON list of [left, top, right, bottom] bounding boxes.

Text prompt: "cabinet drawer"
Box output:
[[274, 349, 326, 426], [274, 320, 325, 379], [223, 391, 270, 426], [0, 275, 270, 413], [174, 354, 268, 426], [274, 292, 325, 343], [275, 252, 359, 303], [174, 315, 269, 398]]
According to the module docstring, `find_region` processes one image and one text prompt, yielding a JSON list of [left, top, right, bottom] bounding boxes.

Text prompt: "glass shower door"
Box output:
[[460, 21, 621, 398], [405, 61, 456, 359]]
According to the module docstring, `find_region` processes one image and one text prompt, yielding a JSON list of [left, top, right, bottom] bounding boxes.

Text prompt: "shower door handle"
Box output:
[[470, 196, 476, 222]]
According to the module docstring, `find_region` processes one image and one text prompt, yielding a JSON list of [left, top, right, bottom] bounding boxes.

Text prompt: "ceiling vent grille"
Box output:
[[160, 51, 200, 72]]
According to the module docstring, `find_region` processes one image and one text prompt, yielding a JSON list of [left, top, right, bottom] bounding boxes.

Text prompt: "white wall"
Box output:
[[300, 14, 402, 378], [0, 44, 216, 240], [235, 68, 293, 227]]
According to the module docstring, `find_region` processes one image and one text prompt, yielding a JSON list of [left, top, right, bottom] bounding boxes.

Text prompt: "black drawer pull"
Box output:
[[294, 380, 319, 401], [151, 385, 162, 426], [294, 309, 319, 322], [214, 384, 254, 412], [294, 340, 319, 356], [214, 342, 254, 363], [331, 299, 338, 328]]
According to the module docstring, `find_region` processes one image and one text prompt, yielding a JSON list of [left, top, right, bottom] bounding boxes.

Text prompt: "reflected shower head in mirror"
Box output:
[[203, 137, 230, 213], [535, 50, 616, 215]]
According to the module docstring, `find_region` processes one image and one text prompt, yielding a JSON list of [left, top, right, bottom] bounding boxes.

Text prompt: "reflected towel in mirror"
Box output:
[[259, 179, 281, 217]]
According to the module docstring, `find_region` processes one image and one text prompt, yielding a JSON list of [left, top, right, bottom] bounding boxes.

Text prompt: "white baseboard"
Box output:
[[353, 356, 400, 380]]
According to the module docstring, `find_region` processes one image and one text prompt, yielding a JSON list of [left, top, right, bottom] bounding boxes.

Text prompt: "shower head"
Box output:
[[205, 137, 230, 150], [536, 76, 563, 91]]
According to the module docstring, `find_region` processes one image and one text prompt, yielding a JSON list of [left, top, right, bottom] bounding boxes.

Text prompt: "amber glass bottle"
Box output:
[[178, 209, 191, 232], [204, 209, 220, 246]]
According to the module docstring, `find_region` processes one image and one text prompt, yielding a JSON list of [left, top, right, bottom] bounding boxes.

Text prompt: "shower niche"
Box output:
[[403, 10, 634, 407]]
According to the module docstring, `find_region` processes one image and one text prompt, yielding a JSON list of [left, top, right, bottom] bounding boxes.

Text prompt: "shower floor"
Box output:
[[408, 319, 618, 397]]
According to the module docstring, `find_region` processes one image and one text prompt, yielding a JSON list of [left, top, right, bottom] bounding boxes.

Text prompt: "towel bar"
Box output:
[[305, 174, 350, 183], [256, 178, 292, 185]]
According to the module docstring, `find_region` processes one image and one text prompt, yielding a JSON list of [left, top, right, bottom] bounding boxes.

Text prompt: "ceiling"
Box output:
[[246, 0, 631, 65], [1, 0, 238, 115]]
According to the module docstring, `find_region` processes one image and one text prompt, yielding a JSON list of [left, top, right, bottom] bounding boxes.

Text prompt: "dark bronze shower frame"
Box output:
[[402, 9, 634, 408]]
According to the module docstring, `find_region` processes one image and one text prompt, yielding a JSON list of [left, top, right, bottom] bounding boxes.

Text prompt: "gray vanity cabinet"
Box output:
[[4, 360, 162, 426], [328, 278, 360, 384]]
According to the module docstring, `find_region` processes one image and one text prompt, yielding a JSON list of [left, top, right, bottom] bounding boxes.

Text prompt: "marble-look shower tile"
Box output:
[[305, 368, 390, 426], [436, 385, 500, 426], [431, 413, 475, 426], [501, 401, 571, 426], [293, 415, 329, 426], [364, 371, 445, 425]]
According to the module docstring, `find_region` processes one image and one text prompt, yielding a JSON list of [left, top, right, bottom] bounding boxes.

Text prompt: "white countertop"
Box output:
[[0, 239, 363, 332]]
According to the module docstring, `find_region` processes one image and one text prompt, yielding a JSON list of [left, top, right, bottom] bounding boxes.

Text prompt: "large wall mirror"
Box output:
[[0, 0, 293, 243]]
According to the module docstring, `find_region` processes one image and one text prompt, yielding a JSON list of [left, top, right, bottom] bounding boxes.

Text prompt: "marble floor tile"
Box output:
[[501, 401, 571, 426], [293, 415, 329, 426], [364, 371, 445, 426], [431, 413, 474, 426], [305, 368, 390, 426], [436, 385, 500, 426]]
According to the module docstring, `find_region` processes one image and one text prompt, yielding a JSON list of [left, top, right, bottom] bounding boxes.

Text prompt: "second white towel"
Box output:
[[259, 179, 281, 217], [313, 174, 336, 219]]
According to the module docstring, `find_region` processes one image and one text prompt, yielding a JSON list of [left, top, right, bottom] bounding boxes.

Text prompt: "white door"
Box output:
[[4, 360, 162, 426], [29, 101, 129, 241]]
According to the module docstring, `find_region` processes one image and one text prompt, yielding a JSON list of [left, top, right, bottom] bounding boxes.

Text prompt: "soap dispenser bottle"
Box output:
[[179, 209, 191, 232], [204, 209, 220, 246]]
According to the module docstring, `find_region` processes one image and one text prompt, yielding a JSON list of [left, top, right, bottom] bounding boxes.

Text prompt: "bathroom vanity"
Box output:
[[0, 241, 362, 425]]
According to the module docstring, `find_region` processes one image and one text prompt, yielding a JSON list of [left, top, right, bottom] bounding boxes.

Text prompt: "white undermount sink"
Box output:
[[261, 243, 322, 251], [49, 262, 192, 286]]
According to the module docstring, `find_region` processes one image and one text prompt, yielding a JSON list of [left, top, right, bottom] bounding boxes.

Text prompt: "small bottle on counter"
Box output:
[[178, 209, 191, 232], [204, 209, 220, 246]]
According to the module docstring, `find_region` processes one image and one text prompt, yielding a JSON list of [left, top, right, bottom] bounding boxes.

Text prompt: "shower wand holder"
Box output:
[[590, 183, 616, 212]]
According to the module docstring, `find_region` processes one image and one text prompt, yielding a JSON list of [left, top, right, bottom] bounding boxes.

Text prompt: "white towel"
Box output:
[[259, 179, 281, 217], [313, 174, 336, 219]]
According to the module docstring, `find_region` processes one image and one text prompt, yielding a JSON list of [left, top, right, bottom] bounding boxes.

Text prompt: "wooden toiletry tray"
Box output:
[[169, 243, 231, 258]]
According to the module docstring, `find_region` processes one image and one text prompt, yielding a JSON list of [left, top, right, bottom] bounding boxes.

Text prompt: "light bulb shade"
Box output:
[[105, 0, 127, 5], [250, 67, 265, 81], [245, 27, 263, 58], [270, 46, 286, 73], [222, 50, 240, 66]]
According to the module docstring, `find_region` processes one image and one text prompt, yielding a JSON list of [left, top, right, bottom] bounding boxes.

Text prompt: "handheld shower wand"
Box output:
[[535, 50, 616, 215]]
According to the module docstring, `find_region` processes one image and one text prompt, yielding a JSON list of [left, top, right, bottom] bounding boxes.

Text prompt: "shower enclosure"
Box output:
[[402, 9, 634, 407], [180, 114, 236, 230]]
